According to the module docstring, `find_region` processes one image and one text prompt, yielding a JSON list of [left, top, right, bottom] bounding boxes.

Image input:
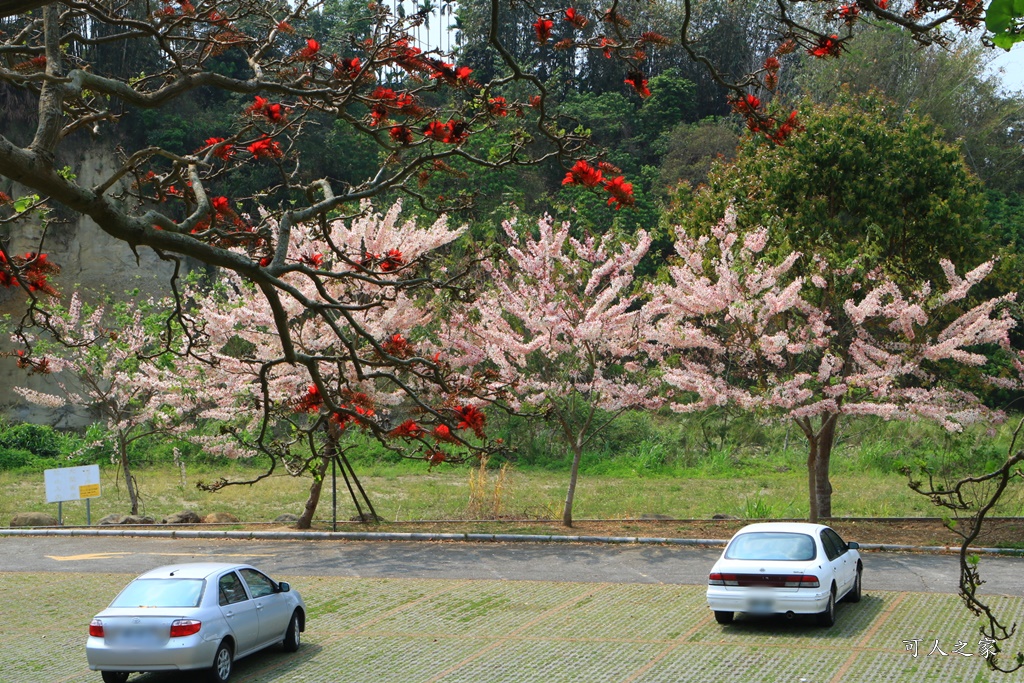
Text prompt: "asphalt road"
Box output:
[[2, 535, 1022, 596]]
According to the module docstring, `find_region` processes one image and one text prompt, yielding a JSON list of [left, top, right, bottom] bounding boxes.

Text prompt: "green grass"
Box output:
[[2, 414, 1022, 525]]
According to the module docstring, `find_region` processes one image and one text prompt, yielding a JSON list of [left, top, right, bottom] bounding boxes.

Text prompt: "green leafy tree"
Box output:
[[675, 91, 993, 287]]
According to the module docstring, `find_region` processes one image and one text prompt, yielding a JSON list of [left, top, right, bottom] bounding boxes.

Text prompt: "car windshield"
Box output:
[[110, 578, 205, 608], [725, 532, 816, 561]]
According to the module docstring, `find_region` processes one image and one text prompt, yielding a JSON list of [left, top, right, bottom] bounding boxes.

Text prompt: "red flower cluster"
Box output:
[[247, 136, 283, 159], [382, 332, 413, 358], [369, 88, 421, 126], [294, 38, 320, 62], [426, 60, 474, 86], [836, 4, 860, 23], [389, 125, 413, 145], [0, 251, 59, 295], [602, 7, 630, 26], [534, 17, 554, 44], [763, 56, 781, 90], [203, 137, 235, 160], [529, 95, 542, 109], [433, 424, 458, 443], [624, 71, 651, 98], [294, 384, 323, 413], [599, 37, 615, 59], [13, 55, 46, 72], [455, 405, 486, 438], [564, 7, 587, 27], [808, 34, 842, 58], [639, 32, 671, 46], [381, 249, 405, 271], [604, 176, 634, 210], [488, 97, 509, 117], [730, 94, 761, 116], [562, 160, 604, 188], [769, 111, 803, 144], [246, 96, 287, 123], [211, 196, 231, 214], [300, 252, 324, 268], [388, 420, 425, 439], [423, 120, 468, 144], [334, 56, 362, 81]]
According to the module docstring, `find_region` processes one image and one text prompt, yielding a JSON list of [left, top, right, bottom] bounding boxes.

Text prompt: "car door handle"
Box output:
[[256, 603, 263, 610], [225, 611, 234, 618]]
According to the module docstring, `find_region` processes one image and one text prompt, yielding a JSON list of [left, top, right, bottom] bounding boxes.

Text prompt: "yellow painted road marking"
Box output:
[[46, 552, 131, 561], [46, 552, 276, 561]]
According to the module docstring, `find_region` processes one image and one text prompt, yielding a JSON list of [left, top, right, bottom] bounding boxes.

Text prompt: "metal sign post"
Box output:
[[44, 465, 101, 525]]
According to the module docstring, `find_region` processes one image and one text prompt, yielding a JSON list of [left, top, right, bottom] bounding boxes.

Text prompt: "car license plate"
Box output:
[[113, 627, 162, 647], [746, 597, 775, 614]]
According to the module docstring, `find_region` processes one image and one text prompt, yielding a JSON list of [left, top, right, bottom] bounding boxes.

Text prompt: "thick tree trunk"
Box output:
[[296, 453, 331, 530], [815, 416, 839, 519], [562, 440, 584, 527]]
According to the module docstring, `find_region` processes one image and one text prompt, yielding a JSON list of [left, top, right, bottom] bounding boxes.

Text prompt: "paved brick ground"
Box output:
[[3, 571, 1022, 683]]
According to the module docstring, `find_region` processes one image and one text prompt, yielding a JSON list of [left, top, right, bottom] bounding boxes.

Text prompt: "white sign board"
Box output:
[[44, 465, 101, 503]]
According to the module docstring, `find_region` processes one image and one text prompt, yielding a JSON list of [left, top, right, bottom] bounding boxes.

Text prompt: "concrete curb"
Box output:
[[2, 527, 1024, 556]]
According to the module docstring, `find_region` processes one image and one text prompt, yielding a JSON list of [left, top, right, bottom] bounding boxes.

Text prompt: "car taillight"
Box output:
[[89, 619, 104, 637], [169, 619, 202, 637], [783, 575, 820, 588], [708, 573, 739, 586]]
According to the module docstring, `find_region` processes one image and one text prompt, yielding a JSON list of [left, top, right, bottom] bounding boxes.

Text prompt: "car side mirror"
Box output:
[[847, 542, 859, 550], [278, 581, 291, 593]]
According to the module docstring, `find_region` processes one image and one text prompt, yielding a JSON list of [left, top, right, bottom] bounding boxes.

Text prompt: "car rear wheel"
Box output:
[[101, 672, 130, 683], [283, 610, 302, 652], [713, 610, 734, 625], [817, 587, 836, 627], [208, 641, 233, 683], [846, 566, 863, 603]]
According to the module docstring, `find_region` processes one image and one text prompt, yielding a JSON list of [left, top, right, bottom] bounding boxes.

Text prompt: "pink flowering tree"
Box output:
[[153, 200, 496, 528], [442, 215, 660, 527], [9, 293, 189, 515], [647, 209, 1019, 522]]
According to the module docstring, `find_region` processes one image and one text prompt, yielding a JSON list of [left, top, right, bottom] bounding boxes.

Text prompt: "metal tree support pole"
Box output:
[[340, 451, 378, 523], [336, 453, 365, 523], [331, 454, 337, 533]]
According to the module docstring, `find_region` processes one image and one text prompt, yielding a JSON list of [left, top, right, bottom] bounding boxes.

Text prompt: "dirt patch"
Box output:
[[263, 517, 1024, 550]]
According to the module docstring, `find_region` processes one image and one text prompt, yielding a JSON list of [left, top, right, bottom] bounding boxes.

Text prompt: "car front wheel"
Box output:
[[283, 611, 302, 652], [208, 641, 233, 683], [714, 610, 734, 625], [101, 672, 130, 683], [817, 588, 836, 627]]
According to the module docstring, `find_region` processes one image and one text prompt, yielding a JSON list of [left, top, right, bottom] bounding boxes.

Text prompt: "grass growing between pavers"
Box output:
[[2, 572, 1023, 683]]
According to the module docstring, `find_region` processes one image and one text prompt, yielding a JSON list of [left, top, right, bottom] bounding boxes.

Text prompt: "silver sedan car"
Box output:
[[86, 562, 305, 683]]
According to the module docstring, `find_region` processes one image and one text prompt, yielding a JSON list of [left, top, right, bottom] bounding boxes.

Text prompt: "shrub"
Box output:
[[0, 447, 40, 471], [0, 423, 63, 459]]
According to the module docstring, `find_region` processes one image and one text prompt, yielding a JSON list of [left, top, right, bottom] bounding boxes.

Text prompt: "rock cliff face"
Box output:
[[1, 146, 182, 427]]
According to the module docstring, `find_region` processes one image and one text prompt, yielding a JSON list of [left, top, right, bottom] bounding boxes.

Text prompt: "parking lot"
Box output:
[[6, 569, 1024, 683]]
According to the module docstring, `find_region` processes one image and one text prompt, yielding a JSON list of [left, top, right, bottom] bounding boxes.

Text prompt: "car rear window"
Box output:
[[724, 532, 816, 561], [110, 579, 205, 608]]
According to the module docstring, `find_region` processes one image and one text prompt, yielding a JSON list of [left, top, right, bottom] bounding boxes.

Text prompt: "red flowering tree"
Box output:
[[647, 209, 1019, 522], [442, 215, 660, 527]]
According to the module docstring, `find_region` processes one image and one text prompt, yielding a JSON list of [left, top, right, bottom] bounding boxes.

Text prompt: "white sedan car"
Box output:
[[86, 562, 305, 683], [706, 522, 862, 627]]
